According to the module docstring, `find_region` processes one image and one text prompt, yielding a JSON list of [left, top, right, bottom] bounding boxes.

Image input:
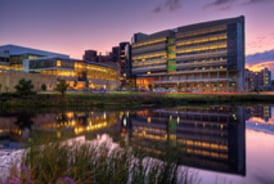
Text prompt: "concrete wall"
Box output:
[[0, 72, 121, 93], [0, 72, 58, 92]]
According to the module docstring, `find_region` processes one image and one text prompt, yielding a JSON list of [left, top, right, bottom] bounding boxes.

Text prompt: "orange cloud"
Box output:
[[246, 60, 274, 72]]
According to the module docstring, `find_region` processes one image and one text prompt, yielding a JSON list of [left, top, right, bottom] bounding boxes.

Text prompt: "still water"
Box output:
[[0, 105, 274, 184]]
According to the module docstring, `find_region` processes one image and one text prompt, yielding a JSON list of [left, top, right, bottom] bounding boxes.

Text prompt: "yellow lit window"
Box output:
[[57, 60, 61, 67]]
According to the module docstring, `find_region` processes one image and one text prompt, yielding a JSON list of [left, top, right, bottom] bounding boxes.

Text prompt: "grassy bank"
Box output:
[[4, 139, 188, 184], [1, 92, 274, 110]]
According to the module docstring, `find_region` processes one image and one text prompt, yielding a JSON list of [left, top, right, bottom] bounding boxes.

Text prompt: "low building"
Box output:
[[0, 45, 120, 92], [83, 50, 97, 62], [245, 68, 271, 91]]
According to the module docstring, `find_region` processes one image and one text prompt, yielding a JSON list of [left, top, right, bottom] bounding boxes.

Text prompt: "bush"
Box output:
[[41, 83, 47, 91], [14, 78, 35, 97]]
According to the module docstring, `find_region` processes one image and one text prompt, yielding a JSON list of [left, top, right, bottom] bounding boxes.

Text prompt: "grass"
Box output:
[[1, 91, 274, 110], [3, 138, 195, 184]]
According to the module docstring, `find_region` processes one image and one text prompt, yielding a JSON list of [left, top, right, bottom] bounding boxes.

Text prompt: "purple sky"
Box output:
[[1, 0, 274, 63]]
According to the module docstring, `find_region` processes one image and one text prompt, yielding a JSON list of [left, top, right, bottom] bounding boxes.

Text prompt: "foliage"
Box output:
[[148, 84, 153, 91], [85, 80, 89, 88], [14, 78, 35, 96], [56, 79, 69, 97], [5, 141, 188, 184], [73, 80, 77, 88], [41, 83, 47, 91]]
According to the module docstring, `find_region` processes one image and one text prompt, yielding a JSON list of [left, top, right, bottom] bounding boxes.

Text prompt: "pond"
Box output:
[[0, 104, 274, 183]]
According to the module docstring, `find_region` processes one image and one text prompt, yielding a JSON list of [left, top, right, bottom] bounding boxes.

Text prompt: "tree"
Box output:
[[85, 80, 90, 89], [73, 80, 78, 88], [15, 78, 35, 96], [56, 79, 69, 97], [148, 84, 153, 91], [41, 83, 47, 91]]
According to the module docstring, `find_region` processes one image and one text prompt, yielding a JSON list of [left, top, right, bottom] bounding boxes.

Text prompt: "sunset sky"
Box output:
[[1, 0, 274, 72]]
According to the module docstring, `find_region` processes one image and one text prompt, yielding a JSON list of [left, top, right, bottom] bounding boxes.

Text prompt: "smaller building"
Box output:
[[83, 50, 98, 62], [245, 68, 271, 91], [0, 45, 120, 92]]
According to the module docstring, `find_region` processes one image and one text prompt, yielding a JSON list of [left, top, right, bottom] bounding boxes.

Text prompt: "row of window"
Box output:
[[176, 66, 226, 72], [177, 57, 226, 64], [176, 25, 227, 39], [132, 42, 166, 55], [132, 37, 167, 48], [176, 62, 226, 70], [176, 34, 227, 47], [177, 43, 227, 54], [132, 59, 166, 67], [132, 51, 167, 60], [132, 64, 166, 72]]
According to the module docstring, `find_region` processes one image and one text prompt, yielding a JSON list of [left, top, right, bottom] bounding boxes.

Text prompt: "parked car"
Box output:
[[167, 88, 177, 93], [153, 87, 166, 93]]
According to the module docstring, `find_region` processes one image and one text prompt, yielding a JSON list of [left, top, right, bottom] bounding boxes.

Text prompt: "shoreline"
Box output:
[[1, 92, 274, 110]]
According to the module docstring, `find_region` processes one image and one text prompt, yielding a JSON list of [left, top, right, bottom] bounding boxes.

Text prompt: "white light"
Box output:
[[123, 118, 127, 126]]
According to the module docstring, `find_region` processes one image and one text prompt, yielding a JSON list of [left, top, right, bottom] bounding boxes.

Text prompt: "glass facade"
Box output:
[[0, 45, 120, 90], [131, 16, 245, 92]]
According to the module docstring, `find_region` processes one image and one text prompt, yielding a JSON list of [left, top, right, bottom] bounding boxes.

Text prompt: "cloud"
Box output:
[[209, 0, 234, 6], [204, 0, 235, 9], [246, 50, 274, 78], [244, 0, 272, 5], [246, 50, 274, 65], [153, 0, 182, 13], [205, 0, 272, 9], [246, 61, 274, 72]]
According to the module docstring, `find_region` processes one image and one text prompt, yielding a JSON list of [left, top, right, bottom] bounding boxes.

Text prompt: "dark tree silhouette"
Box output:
[[14, 78, 35, 96], [56, 79, 69, 97]]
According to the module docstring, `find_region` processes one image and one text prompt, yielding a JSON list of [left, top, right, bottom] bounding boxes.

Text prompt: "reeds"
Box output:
[[4, 138, 190, 184]]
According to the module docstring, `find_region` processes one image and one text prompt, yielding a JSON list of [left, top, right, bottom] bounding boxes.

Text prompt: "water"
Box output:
[[0, 105, 274, 184]]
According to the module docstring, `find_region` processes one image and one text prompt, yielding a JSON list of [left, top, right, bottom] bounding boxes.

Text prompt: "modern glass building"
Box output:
[[0, 45, 120, 91], [0, 44, 69, 71], [131, 16, 245, 92], [24, 58, 120, 90]]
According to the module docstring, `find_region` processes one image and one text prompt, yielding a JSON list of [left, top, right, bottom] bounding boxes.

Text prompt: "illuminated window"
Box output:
[[56, 60, 61, 67]]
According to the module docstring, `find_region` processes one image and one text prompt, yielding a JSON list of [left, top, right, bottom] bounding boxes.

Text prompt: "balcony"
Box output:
[[154, 77, 234, 84]]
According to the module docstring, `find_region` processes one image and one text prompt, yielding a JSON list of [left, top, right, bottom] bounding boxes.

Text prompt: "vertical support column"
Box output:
[[167, 38, 176, 73]]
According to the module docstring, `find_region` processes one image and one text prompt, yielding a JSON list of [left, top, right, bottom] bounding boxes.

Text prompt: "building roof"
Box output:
[[177, 16, 244, 32], [132, 16, 244, 42], [0, 44, 69, 58]]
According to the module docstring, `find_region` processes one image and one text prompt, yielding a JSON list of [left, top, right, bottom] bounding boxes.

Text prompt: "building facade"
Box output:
[[245, 68, 271, 91], [0, 45, 69, 71], [83, 50, 98, 62], [0, 45, 120, 91], [131, 16, 245, 92]]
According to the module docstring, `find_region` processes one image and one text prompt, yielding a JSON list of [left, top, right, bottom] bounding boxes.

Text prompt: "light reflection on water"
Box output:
[[0, 105, 274, 183]]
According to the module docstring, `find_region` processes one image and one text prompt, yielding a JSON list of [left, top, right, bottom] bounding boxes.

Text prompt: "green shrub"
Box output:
[[14, 78, 35, 97]]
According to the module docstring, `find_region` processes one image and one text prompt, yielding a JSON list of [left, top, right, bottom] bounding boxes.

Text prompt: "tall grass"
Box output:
[[4, 139, 197, 184]]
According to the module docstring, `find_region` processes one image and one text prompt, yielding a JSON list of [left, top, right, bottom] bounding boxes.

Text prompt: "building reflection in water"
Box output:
[[1, 105, 274, 176], [39, 111, 118, 138], [0, 111, 119, 147], [120, 106, 247, 176]]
